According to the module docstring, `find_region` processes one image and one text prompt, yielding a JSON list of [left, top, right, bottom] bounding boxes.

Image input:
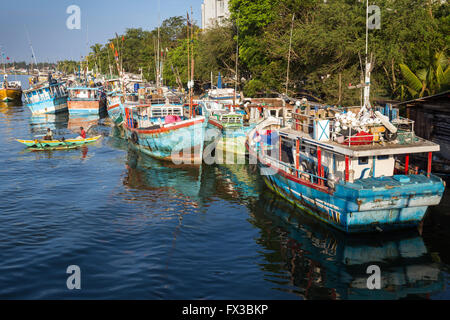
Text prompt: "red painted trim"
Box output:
[[317, 147, 322, 186], [405, 154, 409, 175], [279, 135, 282, 161], [245, 141, 332, 194], [208, 119, 223, 130], [127, 118, 205, 134], [107, 103, 119, 111], [296, 139, 300, 178], [427, 152, 432, 177]]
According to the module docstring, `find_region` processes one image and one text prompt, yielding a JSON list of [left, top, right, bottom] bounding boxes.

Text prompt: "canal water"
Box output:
[[0, 75, 449, 299]]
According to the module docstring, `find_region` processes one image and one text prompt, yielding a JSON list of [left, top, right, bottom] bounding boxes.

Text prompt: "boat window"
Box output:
[[377, 155, 389, 160], [309, 147, 316, 157], [358, 157, 369, 165], [281, 138, 295, 165]]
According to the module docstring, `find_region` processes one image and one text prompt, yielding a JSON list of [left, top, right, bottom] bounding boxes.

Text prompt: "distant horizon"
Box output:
[[0, 0, 203, 64]]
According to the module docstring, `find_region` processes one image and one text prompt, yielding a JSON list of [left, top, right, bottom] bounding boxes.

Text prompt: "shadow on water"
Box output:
[[124, 147, 204, 206], [212, 163, 447, 300], [246, 192, 445, 300]]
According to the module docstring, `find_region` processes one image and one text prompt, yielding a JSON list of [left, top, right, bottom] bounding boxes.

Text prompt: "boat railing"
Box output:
[[262, 153, 329, 186]]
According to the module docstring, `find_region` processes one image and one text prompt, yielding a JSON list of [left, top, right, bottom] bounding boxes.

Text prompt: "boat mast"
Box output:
[[234, 11, 240, 106], [363, 0, 371, 109], [25, 26, 38, 75], [190, 7, 195, 118], [187, 11, 191, 118], [157, 0, 161, 89]]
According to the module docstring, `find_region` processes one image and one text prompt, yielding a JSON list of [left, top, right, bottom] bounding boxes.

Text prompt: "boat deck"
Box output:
[[279, 127, 440, 157]]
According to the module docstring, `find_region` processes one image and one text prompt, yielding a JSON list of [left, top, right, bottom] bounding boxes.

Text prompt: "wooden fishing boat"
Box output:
[[23, 79, 68, 115], [201, 101, 255, 157], [123, 103, 205, 164], [247, 102, 445, 233], [0, 76, 22, 102], [16, 135, 102, 150]]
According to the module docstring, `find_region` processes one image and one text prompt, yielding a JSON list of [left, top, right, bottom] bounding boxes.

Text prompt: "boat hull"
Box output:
[[107, 103, 123, 125], [27, 96, 68, 115], [16, 135, 102, 149], [207, 120, 254, 157], [125, 117, 205, 164], [68, 99, 106, 115], [0, 88, 22, 102]]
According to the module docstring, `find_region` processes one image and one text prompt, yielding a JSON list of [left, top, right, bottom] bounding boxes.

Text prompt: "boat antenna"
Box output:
[[363, 0, 371, 110], [234, 11, 240, 106], [190, 7, 195, 117], [157, 0, 161, 89]]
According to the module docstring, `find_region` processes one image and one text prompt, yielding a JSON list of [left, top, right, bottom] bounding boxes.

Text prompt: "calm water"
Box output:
[[0, 75, 449, 299]]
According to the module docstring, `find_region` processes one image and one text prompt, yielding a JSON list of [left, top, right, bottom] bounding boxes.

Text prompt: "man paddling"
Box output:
[[43, 128, 53, 140], [77, 127, 87, 140]]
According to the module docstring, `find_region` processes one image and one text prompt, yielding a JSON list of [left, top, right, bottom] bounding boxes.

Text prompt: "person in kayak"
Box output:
[[43, 128, 53, 140], [77, 127, 87, 140]]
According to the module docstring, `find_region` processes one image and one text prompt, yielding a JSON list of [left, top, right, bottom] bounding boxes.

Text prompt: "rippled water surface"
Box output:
[[0, 75, 449, 299]]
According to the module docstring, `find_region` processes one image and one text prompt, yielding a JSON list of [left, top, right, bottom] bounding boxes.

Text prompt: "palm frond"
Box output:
[[399, 64, 423, 92]]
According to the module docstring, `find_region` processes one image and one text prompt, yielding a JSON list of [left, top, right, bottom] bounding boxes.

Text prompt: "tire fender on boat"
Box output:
[[131, 131, 139, 144]]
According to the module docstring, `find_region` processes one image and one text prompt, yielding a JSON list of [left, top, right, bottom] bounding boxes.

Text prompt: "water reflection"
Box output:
[[124, 148, 204, 207], [29, 113, 69, 133], [249, 193, 444, 300]]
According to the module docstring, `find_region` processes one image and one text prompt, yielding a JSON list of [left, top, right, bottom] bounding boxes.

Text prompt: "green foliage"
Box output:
[[74, 1, 448, 103], [244, 79, 267, 97], [399, 50, 450, 98]]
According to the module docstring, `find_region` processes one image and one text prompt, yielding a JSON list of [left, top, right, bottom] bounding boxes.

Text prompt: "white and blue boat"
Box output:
[[23, 80, 68, 115], [247, 104, 445, 233]]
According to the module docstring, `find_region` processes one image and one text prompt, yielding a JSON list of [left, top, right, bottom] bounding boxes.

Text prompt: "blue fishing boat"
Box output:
[[123, 102, 205, 164], [200, 100, 255, 160], [247, 103, 445, 233], [106, 92, 124, 125], [246, 2, 445, 233], [23, 80, 68, 115]]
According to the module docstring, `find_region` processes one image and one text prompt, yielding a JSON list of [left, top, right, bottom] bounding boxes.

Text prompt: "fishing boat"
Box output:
[[123, 101, 205, 164], [206, 105, 250, 157], [23, 77, 68, 115], [247, 99, 446, 233], [0, 75, 22, 102], [67, 86, 106, 115], [246, 1, 445, 233], [16, 135, 101, 151]]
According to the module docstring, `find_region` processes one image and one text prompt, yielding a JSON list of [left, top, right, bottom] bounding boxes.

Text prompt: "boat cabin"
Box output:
[[24, 82, 68, 105], [256, 103, 440, 189], [124, 104, 186, 129], [68, 87, 103, 101]]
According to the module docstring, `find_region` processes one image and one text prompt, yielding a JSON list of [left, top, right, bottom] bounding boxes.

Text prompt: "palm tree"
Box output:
[[399, 50, 450, 99]]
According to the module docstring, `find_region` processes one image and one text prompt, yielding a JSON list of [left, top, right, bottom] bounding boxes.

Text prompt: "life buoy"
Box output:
[[131, 131, 139, 144], [383, 130, 397, 142]]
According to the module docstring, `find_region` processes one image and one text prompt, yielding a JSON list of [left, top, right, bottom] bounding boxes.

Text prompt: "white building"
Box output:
[[201, 0, 230, 30]]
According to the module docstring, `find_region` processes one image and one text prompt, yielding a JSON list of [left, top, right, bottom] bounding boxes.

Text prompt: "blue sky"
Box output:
[[0, 0, 203, 63]]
